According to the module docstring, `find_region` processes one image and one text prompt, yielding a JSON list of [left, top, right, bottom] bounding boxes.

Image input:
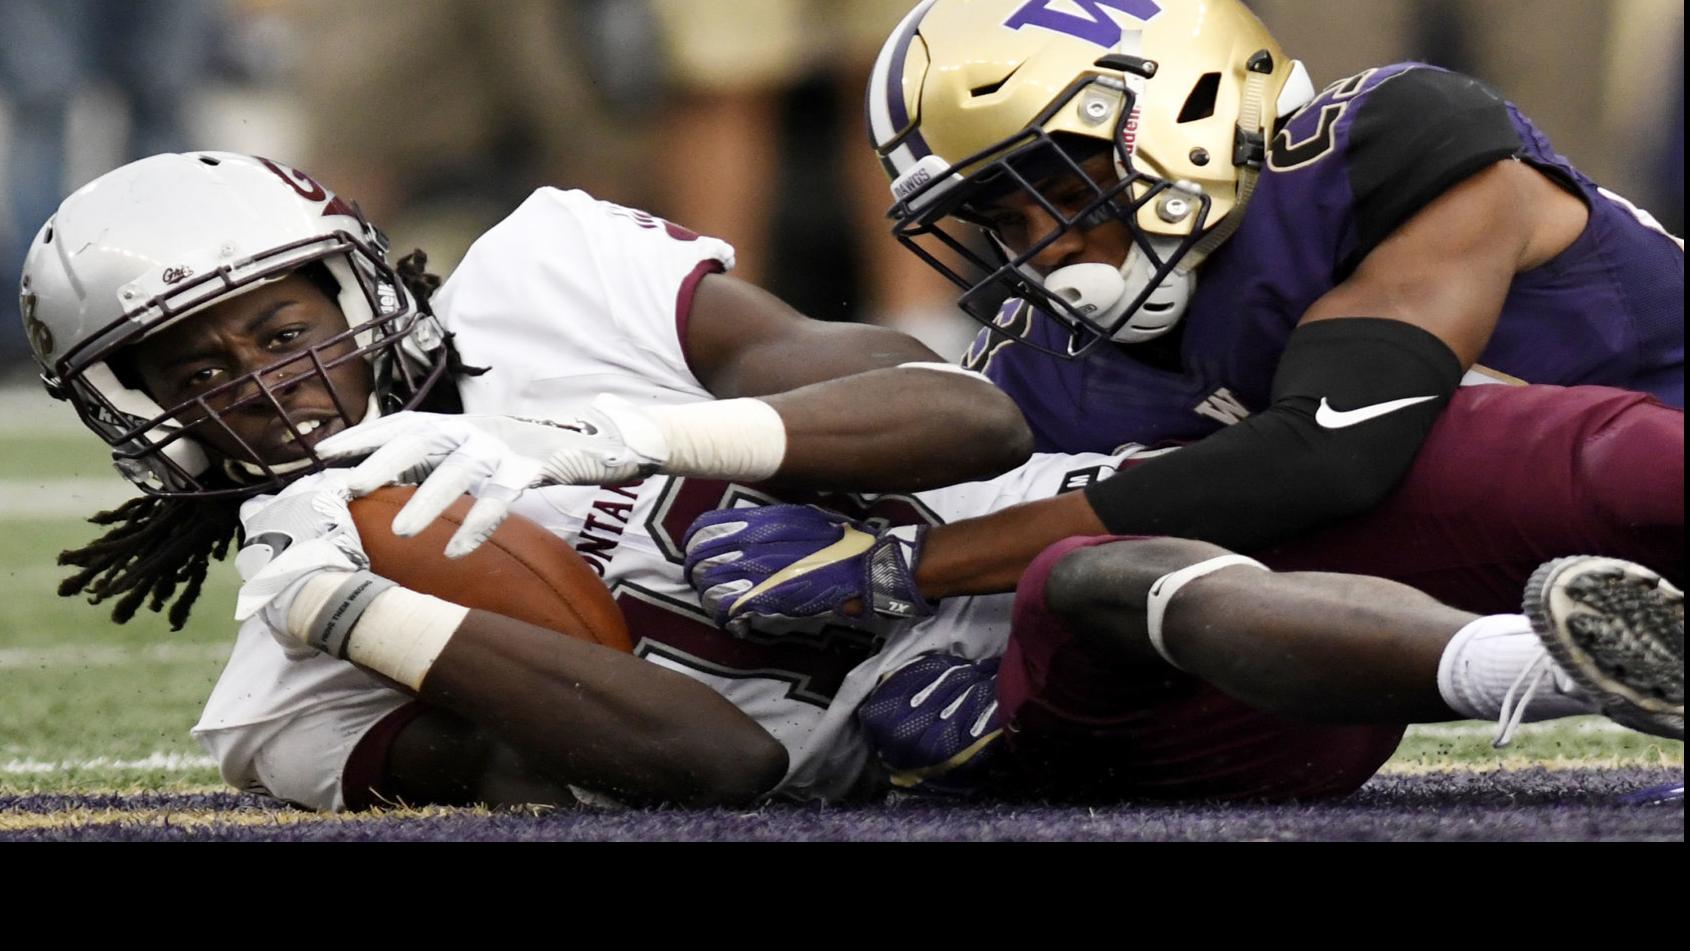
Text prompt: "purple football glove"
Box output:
[[858, 652, 1005, 797], [683, 503, 935, 634]]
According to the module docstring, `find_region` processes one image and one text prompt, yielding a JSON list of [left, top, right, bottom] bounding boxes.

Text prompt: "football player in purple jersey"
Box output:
[[683, 0, 1684, 796], [855, 0, 1684, 570], [700, 0, 1682, 627]]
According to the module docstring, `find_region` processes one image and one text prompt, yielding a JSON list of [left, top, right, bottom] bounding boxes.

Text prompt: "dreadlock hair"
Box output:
[[58, 248, 479, 630], [58, 486, 246, 631]]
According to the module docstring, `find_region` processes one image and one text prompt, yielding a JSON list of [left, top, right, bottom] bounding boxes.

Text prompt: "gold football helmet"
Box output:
[[869, 0, 1313, 355]]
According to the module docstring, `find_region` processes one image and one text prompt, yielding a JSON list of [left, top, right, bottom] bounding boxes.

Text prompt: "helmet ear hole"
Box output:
[[1178, 73, 1222, 123], [107, 351, 147, 393]]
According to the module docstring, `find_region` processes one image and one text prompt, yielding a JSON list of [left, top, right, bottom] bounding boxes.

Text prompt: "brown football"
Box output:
[[348, 485, 632, 653]]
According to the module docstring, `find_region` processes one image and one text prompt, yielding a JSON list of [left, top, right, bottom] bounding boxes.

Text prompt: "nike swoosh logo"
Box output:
[[1315, 395, 1437, 429], [244, 532, 294, 559], [728, 526, 878, 617]]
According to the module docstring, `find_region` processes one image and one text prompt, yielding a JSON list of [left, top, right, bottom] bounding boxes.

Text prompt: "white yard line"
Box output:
[[0, 751, 217, 774], [0, 477, 140, 518], [0, 642, 229, 670]]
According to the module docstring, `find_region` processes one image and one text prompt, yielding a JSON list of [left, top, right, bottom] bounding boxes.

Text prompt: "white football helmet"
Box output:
[[869, 0, 1315, 355], [18, 152, 450, 497]]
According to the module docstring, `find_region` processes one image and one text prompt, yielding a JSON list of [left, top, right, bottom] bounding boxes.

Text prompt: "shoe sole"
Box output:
[[1615, 782, 1684, 806], [1523, 556, 1684, 739]]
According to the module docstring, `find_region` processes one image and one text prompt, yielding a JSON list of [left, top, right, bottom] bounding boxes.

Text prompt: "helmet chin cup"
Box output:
[[1041, 240, 1195, 348], [1044, 262, 1130, 324], [1109, 250, 1195, 345]]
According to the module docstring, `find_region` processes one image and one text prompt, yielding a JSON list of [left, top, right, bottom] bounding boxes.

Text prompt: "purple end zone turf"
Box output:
[[1, 768, 1681, 842]]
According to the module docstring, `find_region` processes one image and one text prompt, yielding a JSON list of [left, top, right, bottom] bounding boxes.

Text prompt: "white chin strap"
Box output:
[[1042, 239, 1195, 346]]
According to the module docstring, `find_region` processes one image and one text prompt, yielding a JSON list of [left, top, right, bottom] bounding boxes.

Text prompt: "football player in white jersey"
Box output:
[[21, 151, 1039, 809]]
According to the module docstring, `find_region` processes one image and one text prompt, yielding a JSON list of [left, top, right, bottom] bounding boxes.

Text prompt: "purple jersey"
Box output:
[[965, 64, 1685, 453]]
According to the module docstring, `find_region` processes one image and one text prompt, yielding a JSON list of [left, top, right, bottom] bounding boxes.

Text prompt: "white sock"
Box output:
[[1436, 614, 1597, 722]]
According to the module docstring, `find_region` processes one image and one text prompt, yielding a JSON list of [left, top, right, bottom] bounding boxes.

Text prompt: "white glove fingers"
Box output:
[[445, 495, 511, 559], [313, 413, 422, 459], [485, 454, 545, 494], [442, 454, 542, 557], [391, 463, 479, 537], [342, 434, 440, 496]]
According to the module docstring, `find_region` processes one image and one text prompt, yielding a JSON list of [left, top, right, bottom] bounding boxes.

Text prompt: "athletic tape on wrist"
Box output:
[[345, 586, 469, 691], [646, 398, 787, 480], [1145, 555, 1268, 669], [286, 570, 469, 691]]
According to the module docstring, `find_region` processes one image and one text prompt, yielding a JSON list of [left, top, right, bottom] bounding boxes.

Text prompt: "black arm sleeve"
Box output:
[[1083, 318, 1462, 550]]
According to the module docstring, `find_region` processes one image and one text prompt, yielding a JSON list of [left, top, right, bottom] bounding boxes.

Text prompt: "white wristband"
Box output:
[[645, 398, 787, 481], [1145, 555, 1268, 670], [286, 571, 469, 691]]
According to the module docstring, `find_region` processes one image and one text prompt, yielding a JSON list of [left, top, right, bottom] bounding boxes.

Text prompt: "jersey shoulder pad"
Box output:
[[1270, 64, 1524, 275]]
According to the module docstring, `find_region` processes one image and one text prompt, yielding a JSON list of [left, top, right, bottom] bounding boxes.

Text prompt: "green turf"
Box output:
[[1391, 719, 1682, 768], [0, 516, 239, 650], [0, 432, 112, 481], [2, 426, 239, 793]]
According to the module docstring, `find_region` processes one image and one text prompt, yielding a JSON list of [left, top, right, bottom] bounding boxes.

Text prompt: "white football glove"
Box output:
[[233, 470, 367, 633], [313, 394, 668, 559]]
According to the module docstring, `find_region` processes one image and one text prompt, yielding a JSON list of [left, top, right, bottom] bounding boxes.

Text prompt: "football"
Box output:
[[348, 485, 632, 653]]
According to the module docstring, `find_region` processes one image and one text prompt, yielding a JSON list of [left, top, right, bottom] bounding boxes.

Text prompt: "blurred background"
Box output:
[[0, 0, 1683, 377]]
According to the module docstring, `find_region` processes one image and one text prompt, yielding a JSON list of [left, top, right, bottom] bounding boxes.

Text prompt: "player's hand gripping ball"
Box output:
[[349, 485, 632, 652]]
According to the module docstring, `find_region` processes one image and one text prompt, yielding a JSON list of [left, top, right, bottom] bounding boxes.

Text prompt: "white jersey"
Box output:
[[193, 188, 1125, 808]]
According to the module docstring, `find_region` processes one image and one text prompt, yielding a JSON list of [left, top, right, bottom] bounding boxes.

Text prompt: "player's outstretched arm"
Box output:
[[679, 272, 1034, 492], [912, 161, 1586, 597], [1073, 161, 1585, 544], [319, 271, 1034, 559]]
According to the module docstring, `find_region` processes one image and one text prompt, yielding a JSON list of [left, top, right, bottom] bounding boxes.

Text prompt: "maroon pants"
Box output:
[[995, 384, 1682, 800], [1249, 384, 1682, 613]]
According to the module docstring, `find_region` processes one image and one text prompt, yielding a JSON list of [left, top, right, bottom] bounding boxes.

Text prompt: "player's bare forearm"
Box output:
[[388, 610, 788, 806], [761, 363, 1033, 490], [685, 273, 1033, 489], [915, 489, 1109, 598]]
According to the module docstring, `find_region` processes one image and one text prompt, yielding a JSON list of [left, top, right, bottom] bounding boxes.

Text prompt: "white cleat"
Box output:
[[1524, 557, 1684, 741]]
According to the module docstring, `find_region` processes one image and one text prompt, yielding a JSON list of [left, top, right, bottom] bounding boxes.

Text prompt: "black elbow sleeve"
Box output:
[[1084, 319, 1462, 550]]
